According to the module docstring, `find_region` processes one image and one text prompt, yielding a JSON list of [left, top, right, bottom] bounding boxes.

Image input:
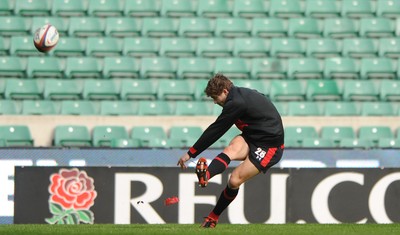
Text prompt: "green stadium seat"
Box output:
[[339, 138, 374, 149], [380, 79, 400, 101], [178, 17, 214, 38], [287, 101, 321, 116], [92, 126, 128, 147], [273, 102, 287, 116], [323, 18, 358, 38], [26, 57, 63, 78], [100, 101, 138, 116], [197, 0, 232, 18], [141, 17, 178, 37], [302, 138, 336, 148], [212, 126, 241, 148], [269, 80, 305, 101], [270, 38, 304, 58], [284, 126, 318, 146], [82, 79, 119, 100], [0, 125, 33, 147], [341, 0, 374, 18], [50, 37, 85, 57], [214, 18, 251, 38], [64, 57, 101, 78], [54, 125, 91, 147], [359, 18, 395, 38], [0, 37, 7, 56], [105, 17, 141, 37], [193, 79, 209, 101], [305, 80, 341, 101], [232, 79, 268, 96], [146, 138, 185, 148], [5, 79, 42, 100], [287, 57, 322, 79], [123, 37, 159, 57], [342, 38, 377, 58], [0, 78, 4, 98], [138, 100, 174, 115], [68, 17, 104, 37], [305, 0, 340, 18], [157, 79, 194, 101], [44, 79, 83, 100], [0, 99, 19, 115], [174, 101, 212, 115], [323, 101, 360, 116], [87, 0, 123, 17], [214, 57, 250, 79], [288, 18, 322, 38], [358, 126, 394, 146], [177, 57, 213, 79], [31, 17, 68, 36], [251, 58, 287, 79], [120, 79, 157, 100], [212, 103, 223, 115], [0, 16, 30, 36], [306, 38, 341, 58], [161, 0, 196, 17], [361, 102, 396, 116], [378, 138, 400, 148], [140, 57, 176, 79], [196, 37, 233, 57], [159, 37, 196, 58], [233, 37, 269, 58], [269, 0, 303, 18], [10, 36, 43, 56], [86, 37, 122, 57], [169, 126, 203, 147], [14, 0, 50, 16], [52, 0, 87, 17], [124, 0, 160, 17], [376, 0, 400, 18], [131, 126, 167, 147], [0, 0, 13, 15], [320, 126, 355, 145], [360, 57, 396, 79], [232, 0, 267, 18], [0, 56, 25, 78], [342, 80, 379, 101], [21, 100, 58, 115], [251, 18, 287, 38], [323, 57, 359, 79], [60, 100, 99, 115], [378, 38, 400, 58], [110, 138, 141, 148], [103, 57, 139, 79]]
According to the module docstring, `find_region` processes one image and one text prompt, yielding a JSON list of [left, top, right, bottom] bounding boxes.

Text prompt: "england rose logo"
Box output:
[[45, 168, 97, 224]]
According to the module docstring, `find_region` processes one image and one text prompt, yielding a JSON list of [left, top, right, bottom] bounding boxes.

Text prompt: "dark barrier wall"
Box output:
[[14, 167, 400, 224]]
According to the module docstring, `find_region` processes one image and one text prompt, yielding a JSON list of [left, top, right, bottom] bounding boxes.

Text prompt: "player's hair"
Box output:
[[205, 73, 233, 97]]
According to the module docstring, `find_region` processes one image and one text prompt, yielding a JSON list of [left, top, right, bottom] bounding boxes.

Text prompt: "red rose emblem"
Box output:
[[49, 168, 97, 210]]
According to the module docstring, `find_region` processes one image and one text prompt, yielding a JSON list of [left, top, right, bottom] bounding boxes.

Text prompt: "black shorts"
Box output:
[[248, 142, 284, 173]]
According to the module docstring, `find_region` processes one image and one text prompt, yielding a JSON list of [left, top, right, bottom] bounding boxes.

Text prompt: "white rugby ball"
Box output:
[[33, 24, 59, 53]]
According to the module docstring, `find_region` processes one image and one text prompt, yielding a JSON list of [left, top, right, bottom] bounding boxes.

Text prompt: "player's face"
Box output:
[[211, 89, 229, 106]]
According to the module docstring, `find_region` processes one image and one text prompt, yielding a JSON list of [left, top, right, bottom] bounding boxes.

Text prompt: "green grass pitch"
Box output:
[[1, 224, 400, 235]]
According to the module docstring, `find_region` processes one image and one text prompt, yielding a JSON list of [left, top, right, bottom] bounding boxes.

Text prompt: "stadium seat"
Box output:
[[60, 100, 99, 115], [269, 0, 303, 18], [378, 38, 400, 58], [341, 0, 374, 18], [251, 58, 287, 79], [197, 0, 232, 18], [323, 57, 359, 79], [0, 37, 7, 56], [123, 37, 159, 57], [212, 127, 241, 148], [233, 37, 269, 58], [0, 16, 30, 36], [269, 80, 305, 101], [51, 0, 87, 17], [169, 126, 203, 147], [44, 79, 83, 100], [157, 79, 194, 101], [342, 80, 379, 101], [5, 79, 42, 100], [284, 126, 318, 146], [270, 38, 304, 58], [26, 57, 63, 78], [92, 126, 128, 147], [214, 57, 250, 79], [288, 18, 322, 38], [141, 17, 178, 37], [287, 58, 322, 79], [177, 57, 214, 79], [50, 37, 85, 57], [196, 37, 233, 57], [86, 37, 122, 57], [305, 0, 340, 18], [0, 56, 25, 78], [380, 79, 400, 101], [306, 38, 341, 58], [105, 17, 141, 37], [320, 126, 356, 146], [302, 138, 336, 148], [273, 102, 287, 116], [0, 0, 13, 15], [100, 101, 138, 116], [193, 79, 210, 101], [358, 126, 394, 146], [323, 101, 360, 116], [31, 17, 68, 36], [140, 57, 176, 79], [0, 125, 33, 147], [82, 79, 119, 100], [323, 18, 358, 38], [161, 0, 196, 17], [232, 79, 268, 96], [376, 0, 400, 18], [54, 125, 91, 147], [232, 0, 267, 18], [14, 0, 50, 16], [68, 17, 104, 37], [103, 57, 139, 79], [131, 126, 168, 147], [287, 101, 321, 116], [359, 18, 395, 38], [137, 100, 174, 115], [0, 99, 19, 115], [174, 101, 212, 115], [342, 38, 377, 58], [124, 0, 160, 17], [339, 138, 374, 149], [178, 17, 214, 38], [251, 18, 287, 38], [361, 102, 396, 116], [159, 37, 196, 57], [214, 18, 251, 38], [22, 100, 58, 115], [64, 57, 101, 78], [305, 79, 341, 101], [87, 0, 123, 17], [360, 57, 396, 79], [120, 79, 157, 100], [110, 138, 141, 148], [10, 36, 43, 56], [378, 138, 400, 148]]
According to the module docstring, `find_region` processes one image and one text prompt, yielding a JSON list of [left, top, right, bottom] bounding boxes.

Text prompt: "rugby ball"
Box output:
[[33, 24, 59, 53]]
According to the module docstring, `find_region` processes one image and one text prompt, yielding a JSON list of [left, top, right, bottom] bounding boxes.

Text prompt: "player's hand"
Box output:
[[177, 153, 191, 169]]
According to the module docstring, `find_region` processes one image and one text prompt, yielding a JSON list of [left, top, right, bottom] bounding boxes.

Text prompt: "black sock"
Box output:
[[212, 185, 239, 217], [208, 153, 231, 179]]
